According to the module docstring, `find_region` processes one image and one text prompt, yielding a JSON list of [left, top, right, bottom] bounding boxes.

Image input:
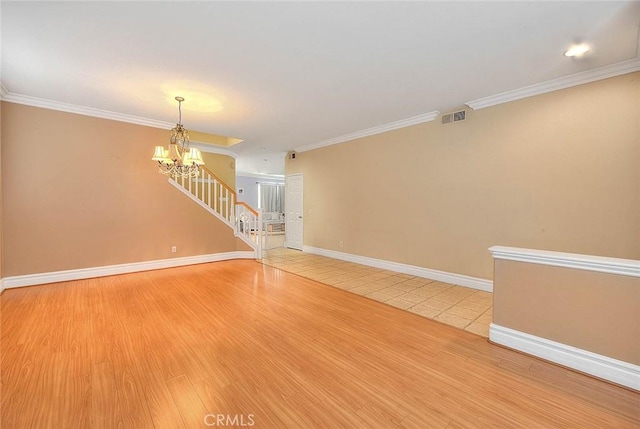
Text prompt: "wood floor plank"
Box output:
[[91, 360, 124, 428], [193, 377, 286, 428], [166, 374, 210, 429], [114, 365, 155, 429], [143, 371, 186, 429], [1, 260, 639, 428]]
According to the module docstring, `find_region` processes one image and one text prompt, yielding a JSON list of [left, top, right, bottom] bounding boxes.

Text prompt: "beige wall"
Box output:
[[201, 152, 236, 190], [1, 102, 250, 277], [286, 73, 640, 280], [0, 99, 3, 279], [493, 259, 640, 365]]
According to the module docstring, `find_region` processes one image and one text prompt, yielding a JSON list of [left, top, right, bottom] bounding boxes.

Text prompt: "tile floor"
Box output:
[[261, 248, 492, 337]]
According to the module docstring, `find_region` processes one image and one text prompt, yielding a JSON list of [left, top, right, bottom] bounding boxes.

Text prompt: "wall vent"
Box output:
[[441, 110, 466, 125]]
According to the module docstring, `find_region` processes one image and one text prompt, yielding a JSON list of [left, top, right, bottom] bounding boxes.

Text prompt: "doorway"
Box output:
[[258, 181, 286, 250]]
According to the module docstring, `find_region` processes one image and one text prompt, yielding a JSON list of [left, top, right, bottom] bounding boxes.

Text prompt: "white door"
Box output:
[[285, 174, 303, 250]]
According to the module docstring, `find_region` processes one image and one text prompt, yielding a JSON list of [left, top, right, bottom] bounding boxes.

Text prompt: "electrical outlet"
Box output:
[[171, 246, 177, 253], [339, 240, 344, 248]]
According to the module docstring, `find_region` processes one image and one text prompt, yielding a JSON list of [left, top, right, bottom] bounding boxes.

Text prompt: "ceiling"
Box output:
[[2, 1, 639, 176]]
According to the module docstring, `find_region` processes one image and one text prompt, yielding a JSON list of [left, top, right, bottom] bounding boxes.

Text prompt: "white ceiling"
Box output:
[[2, 1, 639, 176]]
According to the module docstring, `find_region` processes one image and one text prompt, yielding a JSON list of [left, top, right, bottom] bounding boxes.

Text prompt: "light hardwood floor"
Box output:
[[1, 260, 638, 428]]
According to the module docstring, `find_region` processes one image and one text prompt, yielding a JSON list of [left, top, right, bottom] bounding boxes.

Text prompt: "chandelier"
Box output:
[[152, 96, 204, 178]]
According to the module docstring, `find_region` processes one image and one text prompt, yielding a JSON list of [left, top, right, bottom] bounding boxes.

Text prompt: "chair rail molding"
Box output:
[[489, 246, 640, 277]]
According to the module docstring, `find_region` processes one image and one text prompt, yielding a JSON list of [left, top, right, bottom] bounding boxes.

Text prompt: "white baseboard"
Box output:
[[490, 324, 639, 391], [0, 278, 4, 294], [1, 251, 256, 289], [301, 245, 492, 292]]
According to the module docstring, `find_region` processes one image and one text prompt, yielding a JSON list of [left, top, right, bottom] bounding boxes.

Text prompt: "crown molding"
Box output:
[[190, 142, 238, 159], [296, 110, 440, 153], [0, 88, 174, 130], [466, 57, 640, 110], [237, 172, 285, 180], [4, 55, 638, 156], [0, 85, 248, 163]]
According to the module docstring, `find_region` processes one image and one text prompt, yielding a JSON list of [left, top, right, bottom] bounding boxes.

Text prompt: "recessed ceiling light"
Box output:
[[564, 44, 590, 57]]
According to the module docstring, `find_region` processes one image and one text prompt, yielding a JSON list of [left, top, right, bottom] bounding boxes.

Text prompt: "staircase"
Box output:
[[167, 166, 263, 258]]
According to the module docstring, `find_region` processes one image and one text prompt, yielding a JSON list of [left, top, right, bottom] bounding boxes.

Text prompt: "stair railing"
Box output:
[[235, 202, 263, 259], [169, 166, 262, 257]]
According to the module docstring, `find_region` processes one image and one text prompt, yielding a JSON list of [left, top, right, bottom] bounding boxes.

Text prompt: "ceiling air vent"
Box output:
[[441, 110, 466, 125]]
